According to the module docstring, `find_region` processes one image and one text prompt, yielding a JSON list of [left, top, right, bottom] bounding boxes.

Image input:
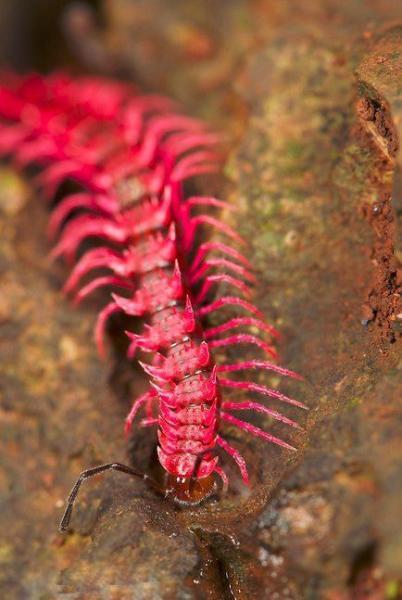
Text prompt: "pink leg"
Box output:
[[198, 296, 265, 320], [190, 258, 256, 284], [0, 126, 28, 156], [205, 317, 279, 340], [48, 193, 98, 238], [139, 417, 159, 427], [94, 301, 121, 358], [221, 412, 296, 451], [145, 392, 156, 419], [217, 436, 249, 486], [217, 360, 303, 380], [34, 160, 82, 199], [187, 195, 236, 212], [74, 276, 132, 304], [165, 132, 221, 156], [196, 274, 251, 304], [124, 390, 157, 437], [15, 137, 57, 167], [213, 464, 229, 494], [63, 247, 126, 293], [172, 161, 220, 182], [139, 114, 205, 164], [171, 152, 221, 181], [190, 241, 252, 272], [122, 99, 174, 142], [219, 378, 307, 409], [50, 216, 126, 261], [141, 113, 203, 147], [208, 334, 277, 359], [191, 215, 245, 246], [127, 339, 138, 360], [222, 401, 301, 429]]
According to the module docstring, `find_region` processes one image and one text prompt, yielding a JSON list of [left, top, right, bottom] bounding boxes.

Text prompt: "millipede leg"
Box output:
[[214, 464, 229, 494], [59, 462, 154, 532]]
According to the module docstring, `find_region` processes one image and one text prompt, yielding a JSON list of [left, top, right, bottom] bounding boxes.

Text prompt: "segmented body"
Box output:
[[0, 73, 305, 503]]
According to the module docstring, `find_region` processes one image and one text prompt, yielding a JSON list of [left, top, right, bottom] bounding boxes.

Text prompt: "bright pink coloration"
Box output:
[[0, 73, 305, 500]]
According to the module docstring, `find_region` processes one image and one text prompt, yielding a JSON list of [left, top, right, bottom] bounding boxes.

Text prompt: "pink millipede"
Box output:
[[0, 72, 306, 529]]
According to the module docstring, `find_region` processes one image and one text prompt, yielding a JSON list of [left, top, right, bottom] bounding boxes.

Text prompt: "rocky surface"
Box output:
[[0, 1, 401, 598]]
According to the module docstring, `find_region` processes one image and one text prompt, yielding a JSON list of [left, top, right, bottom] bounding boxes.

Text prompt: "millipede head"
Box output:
[[164, 474, 217, 507]]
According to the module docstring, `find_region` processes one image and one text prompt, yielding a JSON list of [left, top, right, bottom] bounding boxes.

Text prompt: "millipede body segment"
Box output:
[[0, 72, 305, 513]]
